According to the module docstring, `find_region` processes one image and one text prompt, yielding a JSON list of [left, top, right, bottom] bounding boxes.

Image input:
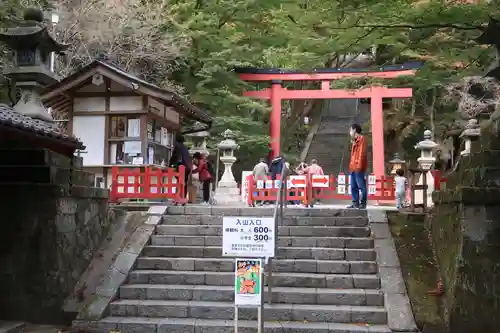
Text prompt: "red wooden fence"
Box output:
[[109, 166, 185, 203], [246, 172, 447, 206]]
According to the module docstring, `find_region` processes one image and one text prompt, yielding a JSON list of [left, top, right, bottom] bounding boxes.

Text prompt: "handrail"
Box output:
[[267, 158, 287, 304]]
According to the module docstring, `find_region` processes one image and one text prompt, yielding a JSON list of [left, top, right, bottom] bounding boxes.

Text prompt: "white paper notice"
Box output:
[[124, 141, 142, 155], [127, 118, 140, 138], [160, 128, 169, 146]]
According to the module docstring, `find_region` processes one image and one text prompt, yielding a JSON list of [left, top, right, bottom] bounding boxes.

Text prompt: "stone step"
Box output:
[[0, 321, 26, 333], [155, 225, 371, 237], [119, 284, 384, 306], [136, 257, 377, 274], [128, 270, 380, 289], [151, 235, 374, 248], [74, 317, 392, 333], [162, 215, 368, 227], [109, 299, 387, 324], [166, 206, 367, 217], [141, 246, 376, 261]]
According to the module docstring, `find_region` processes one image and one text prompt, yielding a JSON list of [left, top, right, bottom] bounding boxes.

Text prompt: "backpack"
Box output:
[[207, 161, 215, 178]]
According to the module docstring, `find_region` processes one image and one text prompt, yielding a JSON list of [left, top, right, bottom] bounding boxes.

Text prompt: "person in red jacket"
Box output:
[[348, 123, 368, 209], [192, 152, 213, 204]]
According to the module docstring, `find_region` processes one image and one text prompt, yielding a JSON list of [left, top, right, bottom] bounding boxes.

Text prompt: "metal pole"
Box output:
[[215, 148, 220, 189], [234, 305, 238, 333], [267, 257, 273, 304], [258, 257, 265, 333]]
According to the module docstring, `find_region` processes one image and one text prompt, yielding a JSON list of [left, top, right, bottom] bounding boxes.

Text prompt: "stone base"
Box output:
[[214, 186, 241, 205]]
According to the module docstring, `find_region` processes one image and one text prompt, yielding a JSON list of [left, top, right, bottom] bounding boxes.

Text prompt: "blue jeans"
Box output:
[[350, 172, 367, 207], [396, 192, 405, 209]]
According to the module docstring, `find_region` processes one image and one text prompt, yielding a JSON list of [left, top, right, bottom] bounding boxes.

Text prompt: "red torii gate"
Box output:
[[235, 63, 420, 179]]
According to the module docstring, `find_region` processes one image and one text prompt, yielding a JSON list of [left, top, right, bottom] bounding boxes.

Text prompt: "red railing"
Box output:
[[246, 171, 448, 206], [109, 166, 185, 203], [247, 174, 309, 205]]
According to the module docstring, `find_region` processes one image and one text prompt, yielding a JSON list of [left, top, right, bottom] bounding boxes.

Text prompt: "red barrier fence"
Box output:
[[246, 172, 448, 206], [109, 166, 185, 203]]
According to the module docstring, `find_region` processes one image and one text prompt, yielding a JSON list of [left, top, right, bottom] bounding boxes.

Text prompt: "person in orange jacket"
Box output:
[[347, 124, 368, 209]]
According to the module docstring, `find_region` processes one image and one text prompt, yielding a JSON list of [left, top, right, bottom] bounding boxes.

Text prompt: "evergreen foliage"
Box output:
[[0, 0, 498, 172]]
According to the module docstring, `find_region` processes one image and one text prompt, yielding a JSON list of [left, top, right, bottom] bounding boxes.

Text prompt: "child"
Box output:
[[394, 168, 407, 209]]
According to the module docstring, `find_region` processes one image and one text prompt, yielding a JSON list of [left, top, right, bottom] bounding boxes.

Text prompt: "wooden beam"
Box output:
[[51, 98, 71, 110], [73, 110, 148, 116], [103, 77, 111, 165], [147, 111, 181, 130], [41, 68, 98, 100], [68, 99, 74, 135], [73, 91, 138, 98], [141, 95, 148, 162], [243, 87, 413, 100]]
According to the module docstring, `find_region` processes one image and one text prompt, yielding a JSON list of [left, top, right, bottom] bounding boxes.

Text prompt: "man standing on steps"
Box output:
[[347, 123, 368, 209]]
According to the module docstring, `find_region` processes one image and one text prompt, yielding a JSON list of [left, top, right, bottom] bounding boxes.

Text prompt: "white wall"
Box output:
[[73, 97, 106, 112], [73, 115, 105, 166], [110, 96, 143, 111]]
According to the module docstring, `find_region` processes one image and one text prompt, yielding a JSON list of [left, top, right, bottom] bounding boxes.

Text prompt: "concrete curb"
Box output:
[[75, 205, 167, 321], [367, 209, 419, 333]]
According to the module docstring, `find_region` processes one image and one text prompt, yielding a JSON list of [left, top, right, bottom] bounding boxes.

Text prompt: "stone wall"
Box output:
[[0, 148, 115, 325], [430, 125, 500, 332], [0, 184, 113, 324]]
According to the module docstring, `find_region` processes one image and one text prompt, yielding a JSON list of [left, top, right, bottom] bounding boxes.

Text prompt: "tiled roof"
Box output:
[[0, 103, 84, 149]]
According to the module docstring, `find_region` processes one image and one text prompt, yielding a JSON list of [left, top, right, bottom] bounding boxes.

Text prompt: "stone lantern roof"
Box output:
[[0, 8, 83, 152]]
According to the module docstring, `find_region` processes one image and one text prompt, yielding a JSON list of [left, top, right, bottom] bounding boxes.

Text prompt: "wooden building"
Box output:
[[41, 60, 212, 187]]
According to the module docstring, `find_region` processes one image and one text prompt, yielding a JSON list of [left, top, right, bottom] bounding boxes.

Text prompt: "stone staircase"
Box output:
[[89, 207, 392, 333], [305, 99, 372, 175]]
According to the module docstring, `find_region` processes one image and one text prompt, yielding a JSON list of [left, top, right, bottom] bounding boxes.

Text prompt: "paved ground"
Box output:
[[0, 322, 67, 333], [116, 201, 398, 211]]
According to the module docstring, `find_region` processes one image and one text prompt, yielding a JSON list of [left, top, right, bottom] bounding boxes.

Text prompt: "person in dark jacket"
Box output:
[[269, 155, 285, 180], [192, 152, 213, 204], [169, 135, 191, 198]]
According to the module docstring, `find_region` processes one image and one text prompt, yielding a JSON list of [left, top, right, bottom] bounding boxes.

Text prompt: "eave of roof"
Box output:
[[42, 60, 213, 125], [0, 103, 84, 149]]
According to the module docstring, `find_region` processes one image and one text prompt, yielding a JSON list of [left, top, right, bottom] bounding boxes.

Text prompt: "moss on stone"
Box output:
[[427, 206, 461, 327], [388, 211, 446, 331]]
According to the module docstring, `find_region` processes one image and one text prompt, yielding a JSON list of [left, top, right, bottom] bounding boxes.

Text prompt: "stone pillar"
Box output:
[[188, 131, 210, 202], [214, 129, 240, 205], [413, 130, 438, 207], [430, 123, 500, 333]]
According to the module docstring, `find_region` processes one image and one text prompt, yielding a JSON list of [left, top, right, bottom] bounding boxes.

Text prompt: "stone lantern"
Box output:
[[188, 130, 210, 202], [389, 153, 406, 175], [414, 130, 438, 207], [214, 129, 240, 205], [188, 130, 210, 156], [460, 119, 481, 157], [0, 8, 68, 121], [414, 130, 438, 171]]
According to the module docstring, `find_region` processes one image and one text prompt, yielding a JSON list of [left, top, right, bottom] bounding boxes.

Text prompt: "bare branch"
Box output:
[[52, 0, 189, 90]]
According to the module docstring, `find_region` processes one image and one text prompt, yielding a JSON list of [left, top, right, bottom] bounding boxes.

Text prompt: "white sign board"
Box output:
[[234, 258, 263, 306], [222, 217, 275, 258], [311, 175, 329, 188], [241, 171, 252, 203], [160, 128, 169, 146], [287, 175, 306, 188]]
